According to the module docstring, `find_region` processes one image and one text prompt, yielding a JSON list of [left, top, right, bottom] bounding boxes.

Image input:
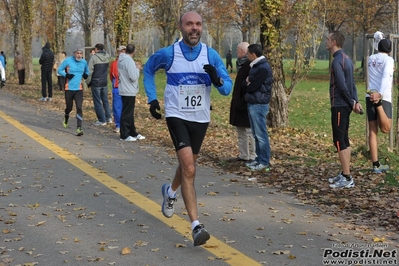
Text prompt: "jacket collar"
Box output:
[[250, 55, 265, 68]]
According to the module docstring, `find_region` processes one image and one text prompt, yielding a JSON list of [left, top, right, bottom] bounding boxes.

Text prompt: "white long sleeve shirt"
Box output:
[[367, 53, 394, 103]]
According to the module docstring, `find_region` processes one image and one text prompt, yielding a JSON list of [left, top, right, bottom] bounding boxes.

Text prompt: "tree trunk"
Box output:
[[13, 22, 20, 80], [84, 26, 92, 47], [396, 87, 399, 149], [54, 0, 67, 54], [21, 0, 33, 82], [259, 0, 288, 128], [115, 0, 130, 46], [3, 0, 22, 79], [268, 66, 289, 128]]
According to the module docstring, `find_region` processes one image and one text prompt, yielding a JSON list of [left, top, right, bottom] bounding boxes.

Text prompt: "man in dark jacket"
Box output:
[[86, 43, 112, 126], [39, 42, 55, 101], [229, 42, 256, 162], [242, 44, 272, 172], [326, 31, 362, 189]]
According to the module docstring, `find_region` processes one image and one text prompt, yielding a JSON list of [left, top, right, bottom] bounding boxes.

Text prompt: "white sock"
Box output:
[[167, 185, 176, 198], [191, 220, 200, 231]]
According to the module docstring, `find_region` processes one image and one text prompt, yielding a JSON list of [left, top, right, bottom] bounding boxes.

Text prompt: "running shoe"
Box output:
[[329, 175, 355, 188], [328, 172, 343, 184], [63, 119, 68, 129], [161, 183, 176, 218], [245, 160, 258, 167], [39, 97, 47, 101], [120, 136, 136, 142], [248, 163, 270, 172], [113, 127, 120, 134], [76, 127, 84, 136], [93, 121, 107, 126], [373, 164, 389, 174], [135, 134, 145, 140], [192, 224, 210, 246]]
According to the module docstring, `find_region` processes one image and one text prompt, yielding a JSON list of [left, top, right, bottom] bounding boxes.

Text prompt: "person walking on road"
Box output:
[[0, 61, 5, 88], [0, 51, 6, 70], [118, 44, 145, 142], [326, 31, 363, 188], [86, 43, 112, 126], [0, 51, 6, 87], [366, 34, 393, 174], [143, 11, 232, 246], [226, 49, 233, 73], [228, 42, 256, 162], [58, 46, 89, 136], [39, 42, 55, 101]]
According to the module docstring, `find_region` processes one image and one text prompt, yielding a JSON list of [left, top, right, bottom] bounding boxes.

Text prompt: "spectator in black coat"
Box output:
[[39, 42, 55, 101], [229, 42, 256, 162]]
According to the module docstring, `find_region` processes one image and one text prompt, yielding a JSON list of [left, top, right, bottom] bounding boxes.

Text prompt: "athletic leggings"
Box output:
[[65, 90, 83, 128]]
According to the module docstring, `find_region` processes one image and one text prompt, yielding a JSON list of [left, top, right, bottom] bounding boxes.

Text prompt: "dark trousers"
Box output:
[[120, 96, 138, 139], [57, 75, 65, 91], [41, 70, 53, 97], [0, 71, 4, 87], [18, 69, 25, 85], [65, 90, 83, 129]]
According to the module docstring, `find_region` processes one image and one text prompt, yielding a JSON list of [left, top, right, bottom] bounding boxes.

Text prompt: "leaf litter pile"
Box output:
[[1, 83, 398, 262]]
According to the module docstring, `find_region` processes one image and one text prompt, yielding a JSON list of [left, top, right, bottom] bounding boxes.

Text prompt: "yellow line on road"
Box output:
[[0, 111, 261, 266]]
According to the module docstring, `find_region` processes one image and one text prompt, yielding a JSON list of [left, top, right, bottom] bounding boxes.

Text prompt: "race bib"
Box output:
[[178, 84, 206, 111]]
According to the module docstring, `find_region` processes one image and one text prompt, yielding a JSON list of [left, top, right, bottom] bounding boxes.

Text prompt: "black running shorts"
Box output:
[[166, 117, 209, 154]]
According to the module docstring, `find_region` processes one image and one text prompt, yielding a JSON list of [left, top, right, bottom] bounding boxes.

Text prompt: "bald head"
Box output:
[[237, 42, 249, 59], [179, 11, 202, 25], [179, 11, 203, 47]]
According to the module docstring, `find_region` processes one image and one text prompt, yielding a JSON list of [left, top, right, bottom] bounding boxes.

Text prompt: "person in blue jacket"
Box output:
[[143, 11, 232, 247], [0, 53, 5, 87], [58, 46, 89, 136]]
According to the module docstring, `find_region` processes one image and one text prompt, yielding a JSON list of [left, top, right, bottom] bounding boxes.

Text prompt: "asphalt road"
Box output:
[[0, 89, 397, 266]]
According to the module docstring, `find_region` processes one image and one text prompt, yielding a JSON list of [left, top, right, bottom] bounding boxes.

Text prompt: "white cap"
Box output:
[[373, 31, 384, 51], [117, 46, 126, 52]]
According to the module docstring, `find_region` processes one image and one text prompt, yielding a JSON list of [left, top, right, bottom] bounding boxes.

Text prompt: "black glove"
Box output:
[[149, 100, 162, 120], [203, 64, 221, 86], [82, 73, 88, 79], [66, 73, 75, 80]]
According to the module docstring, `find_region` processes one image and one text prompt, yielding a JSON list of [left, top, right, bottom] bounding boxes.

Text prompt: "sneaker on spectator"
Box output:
[[47, 97, 52, 101], [248, 163, 270, 172], [245, 160, 258, 167], [107, 118, 113, 124], [161, 183, 176, 218], [373, 164, 389, 174], [93, 121, 107, 126], [135, 134, 145, 140], [329, 175, 355, 188], [192, 224, 210, 246], [39, 97, 47, 101], [120, 136, 136, 142], [328, 172, 343, 184], [113, 127, 120, 133]]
